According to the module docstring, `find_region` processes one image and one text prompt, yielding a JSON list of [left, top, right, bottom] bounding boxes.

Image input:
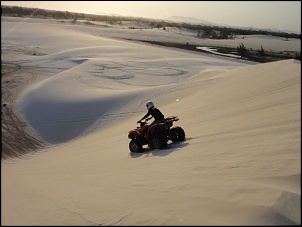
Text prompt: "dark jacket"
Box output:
[[143, 107, 164, 121]]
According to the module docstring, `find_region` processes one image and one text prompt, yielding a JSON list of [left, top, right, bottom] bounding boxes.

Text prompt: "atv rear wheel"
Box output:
[[171, 126, 186, 142], [129, 139, 143, 153], [150, 135, 167, 150]]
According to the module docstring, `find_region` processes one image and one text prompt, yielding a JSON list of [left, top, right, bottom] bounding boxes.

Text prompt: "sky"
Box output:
[[1, 1, 301, 33]]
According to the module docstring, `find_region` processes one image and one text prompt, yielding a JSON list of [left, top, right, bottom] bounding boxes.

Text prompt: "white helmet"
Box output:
[[146, 101, 154, 110]]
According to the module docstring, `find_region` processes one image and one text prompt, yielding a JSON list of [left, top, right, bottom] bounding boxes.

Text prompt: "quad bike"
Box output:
[[128, 116, 185, 153]]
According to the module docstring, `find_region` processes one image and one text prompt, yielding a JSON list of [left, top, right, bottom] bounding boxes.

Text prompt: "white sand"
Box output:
[[1, 16, 301, 225]]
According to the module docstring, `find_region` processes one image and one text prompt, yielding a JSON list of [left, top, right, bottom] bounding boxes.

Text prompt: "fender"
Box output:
[[128, 129, 140, 139], [128, 124, 148, 139], [148, 123, 166, 135]]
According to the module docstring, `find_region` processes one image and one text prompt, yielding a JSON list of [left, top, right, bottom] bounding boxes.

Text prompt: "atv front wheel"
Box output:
[[129, 139, 143, 153]]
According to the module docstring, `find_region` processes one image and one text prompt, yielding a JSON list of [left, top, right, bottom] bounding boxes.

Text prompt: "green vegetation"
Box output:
[[237, 43, 247, 58], [259, 45, 265, 56]]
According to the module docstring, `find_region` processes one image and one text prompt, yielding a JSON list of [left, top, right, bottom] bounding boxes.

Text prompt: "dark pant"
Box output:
[[150, 118, 164, 127]]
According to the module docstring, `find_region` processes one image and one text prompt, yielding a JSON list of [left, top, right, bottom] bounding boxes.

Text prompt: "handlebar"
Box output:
[[137, 117, 152, 124]]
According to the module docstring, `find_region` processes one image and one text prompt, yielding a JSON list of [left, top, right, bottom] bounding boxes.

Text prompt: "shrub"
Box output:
[[259, 45, 265, 56], [237, 43, 247, 57]]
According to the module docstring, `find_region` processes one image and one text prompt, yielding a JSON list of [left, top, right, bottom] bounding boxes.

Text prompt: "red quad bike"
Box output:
[[128, 116, 186, 153]]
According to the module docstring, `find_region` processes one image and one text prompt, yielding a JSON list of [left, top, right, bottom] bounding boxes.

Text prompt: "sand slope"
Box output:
[[1, 16, 301, 226]]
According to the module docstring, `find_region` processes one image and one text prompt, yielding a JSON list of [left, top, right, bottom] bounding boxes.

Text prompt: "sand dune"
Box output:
[[1, 16, 300, 225]]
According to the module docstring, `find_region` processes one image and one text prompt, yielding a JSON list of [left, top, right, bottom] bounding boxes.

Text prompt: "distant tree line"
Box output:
[[156, 21, 300, 39], [236, 42, 300, 61], [1, 5, 152, 23], [1, 5, 300, 40]]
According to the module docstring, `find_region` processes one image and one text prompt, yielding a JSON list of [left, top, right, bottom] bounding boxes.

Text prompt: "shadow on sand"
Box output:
[[129, 141, 189, 158]]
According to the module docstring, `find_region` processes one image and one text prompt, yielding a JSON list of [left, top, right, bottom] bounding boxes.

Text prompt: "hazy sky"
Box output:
[[2, 1, 301, 33]]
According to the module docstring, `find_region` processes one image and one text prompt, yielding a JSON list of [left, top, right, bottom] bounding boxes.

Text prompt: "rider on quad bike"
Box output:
[[137, 101, 164, 127], [128, 101, 185, 153]]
